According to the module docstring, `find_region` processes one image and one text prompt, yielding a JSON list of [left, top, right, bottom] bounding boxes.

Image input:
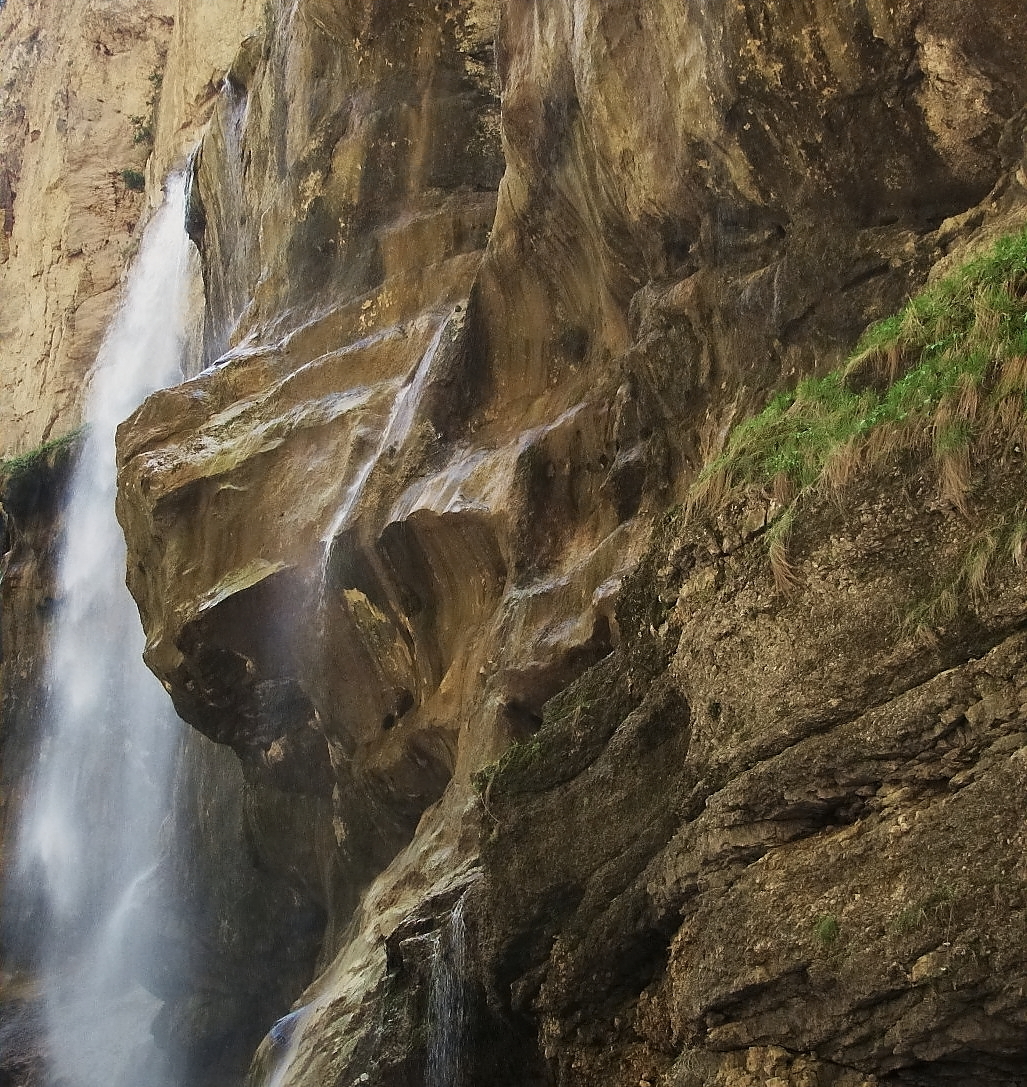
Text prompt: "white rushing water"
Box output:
[[426, 893, 470, 1087], [13, 176, 195, 1087]]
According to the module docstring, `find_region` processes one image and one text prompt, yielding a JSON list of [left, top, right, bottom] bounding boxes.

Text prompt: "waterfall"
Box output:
[[264, 1002, 316, 1087], [10, 176, 196, 1087], [320, 315, 451, 565], [426, 894, 469, 1087]]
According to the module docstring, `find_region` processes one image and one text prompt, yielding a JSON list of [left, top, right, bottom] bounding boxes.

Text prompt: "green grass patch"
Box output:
[[893, 885, 956, 934], [691, 226, 1027, 597], [694, 227, 1027, 515]]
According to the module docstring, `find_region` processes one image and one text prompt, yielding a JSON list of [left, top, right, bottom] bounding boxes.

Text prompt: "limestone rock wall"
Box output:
[[7, 0, 1027, 1085], [0, 0, 261, 457], [112, 0, 1027, 1084], [0, 0, 173, 455]]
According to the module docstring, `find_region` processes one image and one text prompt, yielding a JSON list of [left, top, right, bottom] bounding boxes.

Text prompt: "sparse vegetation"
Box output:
[[129, 115, 154, 146], [692, 226, 1027, 594], [121, 168, 146, 192], [0, 429, 83, 486], [471, 763, 496, 798], [128, 63, 164, 148], [893, 886, 956, 934], [814, 912, 840, 947]]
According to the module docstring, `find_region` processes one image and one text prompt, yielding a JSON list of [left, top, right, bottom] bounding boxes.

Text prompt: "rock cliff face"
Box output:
[[0, 0, 259, 455], [6, 0, 1027, 1086]]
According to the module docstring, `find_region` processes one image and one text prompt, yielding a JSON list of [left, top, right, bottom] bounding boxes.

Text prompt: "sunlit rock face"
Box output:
[[113, 1, 1027, 1085], [0, 0, 260, 457], [0, 0, 174, 455]]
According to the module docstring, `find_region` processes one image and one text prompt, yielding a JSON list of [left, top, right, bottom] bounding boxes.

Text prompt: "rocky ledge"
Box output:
[[107, 1, 1027, 1085]]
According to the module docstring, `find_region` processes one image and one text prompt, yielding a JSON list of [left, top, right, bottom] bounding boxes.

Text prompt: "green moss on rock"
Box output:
[[1, 429, 84, 520]]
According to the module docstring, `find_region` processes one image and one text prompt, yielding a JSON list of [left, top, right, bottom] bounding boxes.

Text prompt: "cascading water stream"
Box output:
[[10, 175, 196, 1087], [319, 316, 451, 580], [426, 893, 470, 1087]]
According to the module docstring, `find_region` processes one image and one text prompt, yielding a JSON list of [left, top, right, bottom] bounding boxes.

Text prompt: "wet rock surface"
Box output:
[[0, 991, 45, 1087], [0, 450, 69, 1087], [5, 0, 1027, 1085], [0, 443, 76, 960]]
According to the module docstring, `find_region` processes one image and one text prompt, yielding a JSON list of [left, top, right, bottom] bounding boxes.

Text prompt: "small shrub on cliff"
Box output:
[[129, 116, 154, 146], [692, 225, 1027, 591], [121, 169, 146, 192]]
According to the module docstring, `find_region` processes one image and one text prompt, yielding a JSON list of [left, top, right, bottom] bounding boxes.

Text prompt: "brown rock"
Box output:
[[10, 0, 1027, 1085]]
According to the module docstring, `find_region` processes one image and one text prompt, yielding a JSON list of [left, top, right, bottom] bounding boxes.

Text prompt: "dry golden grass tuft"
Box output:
[[690, 224, 1027, 598]]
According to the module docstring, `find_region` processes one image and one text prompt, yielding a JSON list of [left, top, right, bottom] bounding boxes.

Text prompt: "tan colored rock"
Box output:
[[106, 0, 1027, 1085], [0, 0, 174, 455], [0, 0, 261, 459], [150, 0, 261, 179]]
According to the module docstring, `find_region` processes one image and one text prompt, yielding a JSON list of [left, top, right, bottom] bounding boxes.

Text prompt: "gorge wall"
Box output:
[[4, 1, 1027, 1086]]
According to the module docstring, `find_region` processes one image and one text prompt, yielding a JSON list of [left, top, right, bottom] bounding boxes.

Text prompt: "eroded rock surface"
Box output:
[[0, 0, 261, 456], [481, 472, 1027, 1087], [67, 0, 1027, 1084]]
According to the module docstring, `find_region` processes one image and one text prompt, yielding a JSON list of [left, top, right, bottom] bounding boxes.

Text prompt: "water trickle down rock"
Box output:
[[110, 2, 1027, 1086], [426, 892, 470, 1087]]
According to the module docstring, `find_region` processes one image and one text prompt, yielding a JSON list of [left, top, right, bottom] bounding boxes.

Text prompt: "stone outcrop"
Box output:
[[0, 0, 260, 457], [481, 471, 1027, 1087], [6, 0, 1027, 1085]]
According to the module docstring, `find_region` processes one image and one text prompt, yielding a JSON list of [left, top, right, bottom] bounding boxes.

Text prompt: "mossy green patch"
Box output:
[[1, 429, 84, 520], [1, 429, 83, 487], [692, 225, 1027, 600], [814, 913, 840, 947], [695, 226, 1027, 511]]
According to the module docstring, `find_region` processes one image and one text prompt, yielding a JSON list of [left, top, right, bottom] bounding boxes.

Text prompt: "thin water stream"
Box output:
[[11, 176, 196, 1087], [320, 316, 451, 573], [426, 893, 470, 1087]]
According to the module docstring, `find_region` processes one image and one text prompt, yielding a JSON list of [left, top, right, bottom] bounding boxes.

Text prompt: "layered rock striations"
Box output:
[[0, 0, 173, 454], [0, 0, 262, 456], [7, 0, 1027, 1085]]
